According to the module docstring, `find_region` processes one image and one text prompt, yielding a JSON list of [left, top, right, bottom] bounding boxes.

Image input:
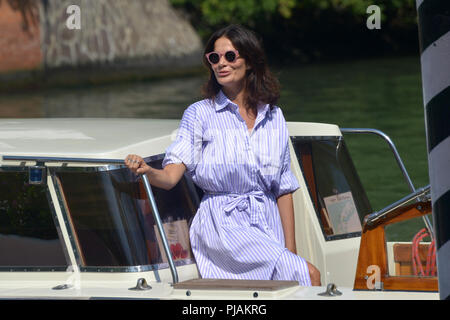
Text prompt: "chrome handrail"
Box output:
[[141, 173, 179, 284], [364, 184, 431, 228], [1, 155, 126, 165], [340, 128, 434, 237], [1, 155, 179, 284], [340, 128, 415, 192]]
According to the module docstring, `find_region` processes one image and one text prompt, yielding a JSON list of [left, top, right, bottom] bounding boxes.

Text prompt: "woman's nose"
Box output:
[[218, 55, 227, 66]]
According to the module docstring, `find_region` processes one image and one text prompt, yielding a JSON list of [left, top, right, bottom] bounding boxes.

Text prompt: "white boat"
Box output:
[[0, 118, 439, 300]]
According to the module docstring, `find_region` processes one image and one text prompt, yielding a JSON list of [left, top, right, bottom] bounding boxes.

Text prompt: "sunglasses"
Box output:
[[205, 50, 239, 65]]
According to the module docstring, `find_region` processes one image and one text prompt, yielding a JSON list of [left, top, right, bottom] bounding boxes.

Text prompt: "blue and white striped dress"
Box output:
[[162, 90, 311, 286]]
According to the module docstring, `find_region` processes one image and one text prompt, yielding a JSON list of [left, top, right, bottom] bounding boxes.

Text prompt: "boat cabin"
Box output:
[[0, 118, 438, 299]]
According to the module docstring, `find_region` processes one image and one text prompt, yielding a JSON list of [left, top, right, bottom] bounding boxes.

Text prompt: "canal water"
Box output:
[[0, 55, 431, 241]]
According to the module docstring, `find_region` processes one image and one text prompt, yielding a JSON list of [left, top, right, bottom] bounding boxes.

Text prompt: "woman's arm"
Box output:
[[277, 192, 297, 253], [277, 192, 322, 285], [125, 155, 186, 190]]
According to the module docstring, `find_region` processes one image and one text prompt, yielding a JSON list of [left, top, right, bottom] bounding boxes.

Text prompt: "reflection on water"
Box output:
[[0, 76, 205, 119]]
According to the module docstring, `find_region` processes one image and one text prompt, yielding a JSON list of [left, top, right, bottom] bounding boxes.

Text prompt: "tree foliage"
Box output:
[[170, 0, 419, 62], [171, 0, 417, 27]]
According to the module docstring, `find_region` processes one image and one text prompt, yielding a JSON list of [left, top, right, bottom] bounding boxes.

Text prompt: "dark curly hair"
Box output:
[[202, 24, 280, 111]]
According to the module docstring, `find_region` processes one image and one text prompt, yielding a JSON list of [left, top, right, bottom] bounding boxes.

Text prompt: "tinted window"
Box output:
[[292, 137, 372, 240], [53, 157, 199, 268], [0, 169, 68, 268]]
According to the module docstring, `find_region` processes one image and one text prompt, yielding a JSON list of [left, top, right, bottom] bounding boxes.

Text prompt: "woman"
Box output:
[[125, 24, 320, 286]]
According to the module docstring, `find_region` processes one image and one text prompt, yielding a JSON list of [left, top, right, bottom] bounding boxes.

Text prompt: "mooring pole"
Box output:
[[416, 0, 450, 300]]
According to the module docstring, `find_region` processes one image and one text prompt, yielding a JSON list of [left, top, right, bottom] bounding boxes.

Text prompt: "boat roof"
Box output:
[[0, 118, 180, 160], [0, 118, 341, 161]]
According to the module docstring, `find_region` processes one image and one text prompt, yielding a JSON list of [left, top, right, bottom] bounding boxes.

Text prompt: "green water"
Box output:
[[276, 55, 431, 241], [277, 55, 429, 208], [0, 55, 431, 240]]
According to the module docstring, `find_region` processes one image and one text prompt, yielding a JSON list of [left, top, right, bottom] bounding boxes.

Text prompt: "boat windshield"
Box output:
[[0, 167, 68, 270], [291, 136, 372, 240], [52, 156, 201, 270]]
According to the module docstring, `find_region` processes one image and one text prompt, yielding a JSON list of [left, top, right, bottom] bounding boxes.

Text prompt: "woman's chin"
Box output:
[[217, 77, 245, 91], [216, 76, 232, 85]]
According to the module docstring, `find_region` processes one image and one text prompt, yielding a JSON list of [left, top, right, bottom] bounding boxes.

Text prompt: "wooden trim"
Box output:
[[393, 243, 430, 263], [394, 243, 432, 276], [299, 143, 319, 209], [383, 276, 438, 292], [299, 143, 333, 235], [354, 200, 438, 292], [354, 226, 387, 290], [387, 201, 432, 226], [365, 200, 432, 230]]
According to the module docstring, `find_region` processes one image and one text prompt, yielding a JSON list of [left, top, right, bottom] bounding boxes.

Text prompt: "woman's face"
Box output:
[[210, 36, 249, 92]]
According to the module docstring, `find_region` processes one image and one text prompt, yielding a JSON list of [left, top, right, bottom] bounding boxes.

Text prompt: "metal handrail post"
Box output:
[[340, 128, 434, 238], [340, 128, 416, 192], [140, 173, 179, 284]]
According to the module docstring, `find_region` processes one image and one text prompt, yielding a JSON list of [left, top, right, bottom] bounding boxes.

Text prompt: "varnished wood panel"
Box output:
[[354, 199, 438, 292]]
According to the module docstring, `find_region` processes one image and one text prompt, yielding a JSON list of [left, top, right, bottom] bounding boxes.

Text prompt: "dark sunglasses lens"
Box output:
[[208, 53, 220, 64], [225, 51, 236, 62]]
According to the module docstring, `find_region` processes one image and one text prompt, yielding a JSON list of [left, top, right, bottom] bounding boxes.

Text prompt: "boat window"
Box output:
[[0, 168, 68, 269], [52, 156, 200, 270], [291, 136, 372, 240]]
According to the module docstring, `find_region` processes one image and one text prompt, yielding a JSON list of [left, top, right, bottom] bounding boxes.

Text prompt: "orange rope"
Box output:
[[411, 228, 437, 277]]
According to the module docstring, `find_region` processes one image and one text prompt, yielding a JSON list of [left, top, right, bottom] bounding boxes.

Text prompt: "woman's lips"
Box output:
[[218, 71, 231, 77]]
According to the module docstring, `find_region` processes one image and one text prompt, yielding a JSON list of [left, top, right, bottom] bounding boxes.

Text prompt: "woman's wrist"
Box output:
[[146, 166, 173, 190], [144, 164, 153, 176], [286, 241, 297, 254]]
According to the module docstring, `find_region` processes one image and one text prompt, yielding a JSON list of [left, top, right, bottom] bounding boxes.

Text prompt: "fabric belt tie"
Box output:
[[205, 190, 266, 225]]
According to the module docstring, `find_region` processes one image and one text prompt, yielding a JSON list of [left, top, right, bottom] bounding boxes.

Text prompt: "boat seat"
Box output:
[[393, 243, 431, 276]]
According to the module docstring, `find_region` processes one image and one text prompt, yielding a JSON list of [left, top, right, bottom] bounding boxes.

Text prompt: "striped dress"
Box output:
[[162, 90, 311, 286]]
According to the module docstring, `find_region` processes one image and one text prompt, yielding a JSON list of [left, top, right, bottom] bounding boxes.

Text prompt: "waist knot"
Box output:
[[204, 190, 270, 225]]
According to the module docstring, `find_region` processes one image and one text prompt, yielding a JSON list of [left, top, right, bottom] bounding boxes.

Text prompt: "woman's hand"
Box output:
[[124, 154, 151, 175], [124, 154, 187, 191]]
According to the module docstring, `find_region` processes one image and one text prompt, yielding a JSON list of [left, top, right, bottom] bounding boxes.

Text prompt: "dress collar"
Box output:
[[214, 90, 272, 119], [214, 90, 234, 111]]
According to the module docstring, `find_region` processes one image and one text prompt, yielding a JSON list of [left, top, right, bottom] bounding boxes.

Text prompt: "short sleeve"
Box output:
[[273, 140, 300, 198], [272, 110, 300, 198], [162, 104, 202, 176]]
